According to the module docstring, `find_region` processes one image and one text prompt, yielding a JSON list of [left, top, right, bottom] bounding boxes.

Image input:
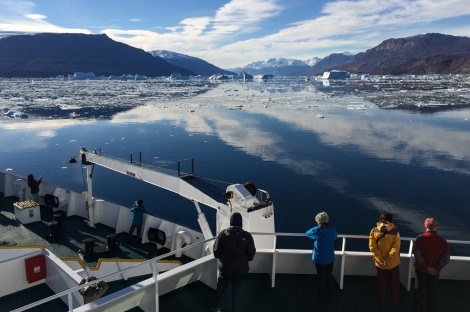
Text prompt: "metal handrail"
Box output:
[[0, 249, 42, 264], [11, 237, 217, 312]]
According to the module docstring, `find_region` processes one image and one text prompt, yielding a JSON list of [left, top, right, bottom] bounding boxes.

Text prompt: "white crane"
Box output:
[[78, 148, 275, 249]]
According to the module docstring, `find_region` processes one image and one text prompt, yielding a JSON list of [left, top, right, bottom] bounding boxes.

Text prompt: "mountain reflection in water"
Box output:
[[1, 77, 469, 251]]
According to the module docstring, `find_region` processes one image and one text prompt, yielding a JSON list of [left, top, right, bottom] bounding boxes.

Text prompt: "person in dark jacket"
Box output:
[[211, 212, 256, 312], [27, 173, 42, 202], [412, 218, 450, 312], [306, 211, 337, 300]]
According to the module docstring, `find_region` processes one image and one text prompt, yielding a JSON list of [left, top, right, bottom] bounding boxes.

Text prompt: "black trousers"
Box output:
[[128, 224, 142, 240], [214, 274, 245, 311], [315, 262, 334, 298], [413, 269, 439, 312]]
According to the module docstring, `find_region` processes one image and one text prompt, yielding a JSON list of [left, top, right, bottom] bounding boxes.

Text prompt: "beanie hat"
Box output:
[[230, 212, 242, 227], [425, 218, 437, 230], [315, 212, 329, 225], [379, 211, 393, 223]]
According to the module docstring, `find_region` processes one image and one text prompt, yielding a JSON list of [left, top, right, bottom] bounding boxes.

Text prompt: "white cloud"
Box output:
[[105, 0, 283, 53], [25, 13, 46, 21], [202, 0, 470, 67], [107, 0, 470, 68], [0, 0, 89, 34], [1, 0, 469, 68]]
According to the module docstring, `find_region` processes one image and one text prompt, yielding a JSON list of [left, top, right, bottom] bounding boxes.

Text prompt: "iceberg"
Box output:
[[320, 70, 351, 80], [72, 72, 97, 80], [237, 71, 253, 82]]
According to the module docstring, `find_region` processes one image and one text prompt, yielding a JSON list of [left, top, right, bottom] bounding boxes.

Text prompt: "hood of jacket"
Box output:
[[223, 226, 244, 236]]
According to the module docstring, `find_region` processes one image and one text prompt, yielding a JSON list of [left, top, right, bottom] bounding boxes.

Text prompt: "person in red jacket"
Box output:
[[413, 218, 450, 312]]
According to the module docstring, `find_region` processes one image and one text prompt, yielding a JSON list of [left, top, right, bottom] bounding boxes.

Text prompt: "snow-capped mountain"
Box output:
[[245, 57, 318, 69], [227, 55, 357, 76], [227, 57, 321, 76]]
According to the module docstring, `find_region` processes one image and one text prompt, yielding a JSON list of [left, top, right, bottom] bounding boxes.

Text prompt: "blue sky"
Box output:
[[1, 0, 469, 69]]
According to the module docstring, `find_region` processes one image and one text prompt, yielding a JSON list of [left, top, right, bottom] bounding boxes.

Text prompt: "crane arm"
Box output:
[[79, 148, 227, 211]]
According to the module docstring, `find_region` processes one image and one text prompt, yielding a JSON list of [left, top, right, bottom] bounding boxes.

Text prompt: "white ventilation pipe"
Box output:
[[173, 231, 191, 258]]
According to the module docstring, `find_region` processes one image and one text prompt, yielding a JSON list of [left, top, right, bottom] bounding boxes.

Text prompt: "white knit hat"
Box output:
[[315, 212, 329, 225]]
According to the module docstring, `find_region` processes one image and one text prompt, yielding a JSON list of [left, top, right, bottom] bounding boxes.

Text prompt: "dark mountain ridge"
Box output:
[[339, 33, 470, 74], [0, 32, 469, 77], [0, 33, 194, 77]]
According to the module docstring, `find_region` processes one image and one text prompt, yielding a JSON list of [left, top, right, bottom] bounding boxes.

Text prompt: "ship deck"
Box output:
[[1, 193, 469, 312]]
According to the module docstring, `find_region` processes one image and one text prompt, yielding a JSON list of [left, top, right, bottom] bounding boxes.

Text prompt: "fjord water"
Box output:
[[1, 77, 469, 252]]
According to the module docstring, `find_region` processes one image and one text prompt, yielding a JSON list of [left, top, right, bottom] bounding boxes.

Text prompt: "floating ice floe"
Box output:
[[209, 74, 231, 81], [3, 110, 28, 118], [316, 114, 325, 118], [169, 73, 189, 80], [347, 104, 367, 110]]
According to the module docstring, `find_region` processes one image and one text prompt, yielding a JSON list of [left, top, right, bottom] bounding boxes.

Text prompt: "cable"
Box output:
[[192, 175, 233, 186]]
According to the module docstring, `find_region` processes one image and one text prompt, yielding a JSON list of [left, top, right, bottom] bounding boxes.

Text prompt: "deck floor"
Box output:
[[160, 273, 470, 312], [0, 195, 186, 266], [2, 273, 468, 312]]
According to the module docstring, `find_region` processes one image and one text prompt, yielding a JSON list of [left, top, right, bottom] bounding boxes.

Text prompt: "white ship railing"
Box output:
[[267, 233, 470, 291], [10, 232, 470, 312]]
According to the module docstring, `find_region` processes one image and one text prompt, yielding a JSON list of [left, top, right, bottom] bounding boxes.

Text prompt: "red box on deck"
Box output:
[[25, 255, 46, 283]]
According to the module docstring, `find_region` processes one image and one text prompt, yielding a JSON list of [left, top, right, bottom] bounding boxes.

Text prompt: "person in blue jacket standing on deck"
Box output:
[[306, 211, 338, 301], [128, 199, 145, 243]]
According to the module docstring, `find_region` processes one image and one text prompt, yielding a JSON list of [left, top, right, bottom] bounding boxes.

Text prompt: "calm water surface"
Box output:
[[1, 78, 469, 252]]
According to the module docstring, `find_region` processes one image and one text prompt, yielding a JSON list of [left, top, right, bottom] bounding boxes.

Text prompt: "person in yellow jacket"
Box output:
[[369, 211, 401, 309]]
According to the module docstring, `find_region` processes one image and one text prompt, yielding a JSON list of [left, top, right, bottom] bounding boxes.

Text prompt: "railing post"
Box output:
[[272, 233, 277, 287], [67, 292, 73, 312], [340, 236, 346, 290], [152, 260, 159, 312], [272, 250, 277, 288], [407, 240, 415, 291]]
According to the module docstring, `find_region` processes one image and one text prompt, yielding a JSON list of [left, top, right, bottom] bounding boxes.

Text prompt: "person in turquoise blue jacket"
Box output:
[[128, 199, 145, 243], [306, 211, 338, 300]]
